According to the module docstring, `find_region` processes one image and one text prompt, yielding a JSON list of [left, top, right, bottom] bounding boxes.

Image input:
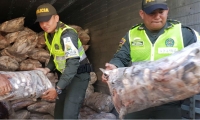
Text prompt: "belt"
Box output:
[[77, 63, 93, 74]]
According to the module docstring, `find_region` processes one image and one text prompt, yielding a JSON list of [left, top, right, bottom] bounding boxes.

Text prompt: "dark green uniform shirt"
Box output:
[[110, 20, 197, 67], [46, 22, 80, 89]]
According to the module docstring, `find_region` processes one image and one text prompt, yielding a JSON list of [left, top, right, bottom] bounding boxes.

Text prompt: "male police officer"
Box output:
[[35, 3, 91, 119], [102, 0, 199, 119]]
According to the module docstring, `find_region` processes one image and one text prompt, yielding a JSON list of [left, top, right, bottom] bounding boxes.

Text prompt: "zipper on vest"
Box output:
[[151, 44, 154, 61]]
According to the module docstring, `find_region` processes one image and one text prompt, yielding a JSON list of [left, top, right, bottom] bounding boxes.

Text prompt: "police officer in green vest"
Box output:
[[102, 0, 199, 119], [35, 3, 91, 119]]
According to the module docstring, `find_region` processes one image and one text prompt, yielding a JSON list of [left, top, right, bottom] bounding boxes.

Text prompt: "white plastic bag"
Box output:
[[103, 41, 200, 118], [0, 70, 52, 101]]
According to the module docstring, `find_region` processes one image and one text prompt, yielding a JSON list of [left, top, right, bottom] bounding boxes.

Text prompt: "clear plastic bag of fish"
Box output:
[[0, 70, 52, 101], [101, 41, 200, 118]]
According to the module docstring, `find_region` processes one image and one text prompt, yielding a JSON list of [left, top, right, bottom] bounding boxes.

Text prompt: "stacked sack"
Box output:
[[68, 25, 90, 51]]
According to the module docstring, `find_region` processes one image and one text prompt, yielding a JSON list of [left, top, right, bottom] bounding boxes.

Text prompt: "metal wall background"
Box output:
[[167, 0, 200, 32]]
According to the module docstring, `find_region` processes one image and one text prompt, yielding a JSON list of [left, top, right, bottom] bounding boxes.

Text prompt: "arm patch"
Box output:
[[116, 38, 126, 52], [63, 37, 79, 59]]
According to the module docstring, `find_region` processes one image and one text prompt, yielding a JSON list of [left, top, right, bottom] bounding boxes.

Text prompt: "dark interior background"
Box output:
[[1, 0, 200, 94]]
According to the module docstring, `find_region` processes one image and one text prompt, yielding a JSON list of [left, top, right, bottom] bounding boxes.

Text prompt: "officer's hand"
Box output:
[[101, 63, 117, 82], [35, 68, 50, 75], [0, 74, 12, 96], [41, 88, 57, 101]]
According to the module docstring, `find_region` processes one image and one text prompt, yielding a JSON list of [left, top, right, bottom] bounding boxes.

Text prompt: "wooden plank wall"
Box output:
[[64, 0, 200, 94]]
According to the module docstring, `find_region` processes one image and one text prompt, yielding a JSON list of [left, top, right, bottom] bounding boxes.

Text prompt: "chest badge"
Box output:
[[165, 38, 174, 47], [131, 38, 144, 47]]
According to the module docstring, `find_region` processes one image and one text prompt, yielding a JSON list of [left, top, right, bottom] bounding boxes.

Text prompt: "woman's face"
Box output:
[[39, 15, 59, 33]]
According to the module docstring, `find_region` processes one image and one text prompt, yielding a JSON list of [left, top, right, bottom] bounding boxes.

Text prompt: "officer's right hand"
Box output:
[[34, 68, 50, 75], [0, 74, 12, 96], [101, 63, 117, 83]]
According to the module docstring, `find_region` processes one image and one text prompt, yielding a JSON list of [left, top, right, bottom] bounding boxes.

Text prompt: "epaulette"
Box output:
[[59, 22, 66, 30], [165, 19, 181, 29], [130, 23, 143, 30], [167, 19, 180, 25]]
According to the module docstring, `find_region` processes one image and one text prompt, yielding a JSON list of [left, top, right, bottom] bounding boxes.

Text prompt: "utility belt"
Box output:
[[77, 63, 93, 74]]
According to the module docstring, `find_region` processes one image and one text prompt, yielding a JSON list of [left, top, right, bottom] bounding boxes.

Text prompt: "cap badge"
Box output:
[[145, 0, 155, 3], [36, 8, 49, 14]]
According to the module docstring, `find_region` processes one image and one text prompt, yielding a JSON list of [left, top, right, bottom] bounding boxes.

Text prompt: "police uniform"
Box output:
[[110, 19, 198, 119], [45, 21, 90, 119]]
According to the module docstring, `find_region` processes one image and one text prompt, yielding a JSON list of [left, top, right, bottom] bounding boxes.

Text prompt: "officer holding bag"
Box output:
[[34, 3, 91, 119], [102, 0, 199, 119]]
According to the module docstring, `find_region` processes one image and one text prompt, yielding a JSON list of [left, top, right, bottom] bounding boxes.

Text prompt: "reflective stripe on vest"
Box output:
[[45, 22, 86, 73], [129, 23, 184, 63]]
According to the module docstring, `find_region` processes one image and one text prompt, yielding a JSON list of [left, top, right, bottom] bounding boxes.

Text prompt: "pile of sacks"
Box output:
[[0, 17, 116, 119], [0, 17, 91, 71], [0, 72, 116, 119]]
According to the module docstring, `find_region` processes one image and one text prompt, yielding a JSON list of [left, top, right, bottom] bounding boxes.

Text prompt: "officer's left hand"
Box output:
[[41, 88, 57, 101], [101, 63, 117, 82]]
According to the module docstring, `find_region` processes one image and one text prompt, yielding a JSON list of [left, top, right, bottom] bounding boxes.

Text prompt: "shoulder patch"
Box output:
[[116, 38, 126, 52], [130, 23, 143, 30]]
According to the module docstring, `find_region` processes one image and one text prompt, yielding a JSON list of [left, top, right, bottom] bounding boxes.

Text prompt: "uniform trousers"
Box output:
[[54, 72, 90, 119]]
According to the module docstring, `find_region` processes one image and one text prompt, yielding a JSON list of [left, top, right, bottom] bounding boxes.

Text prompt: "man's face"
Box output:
[[139, 9, 169, 32], [39, 15, 59, 33]]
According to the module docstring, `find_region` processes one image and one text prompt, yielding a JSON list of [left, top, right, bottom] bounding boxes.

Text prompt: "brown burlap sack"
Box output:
[[19, 59, 42, 71], [1, 47, 28, 62], [0, 17, 25, 33], [83, 45, 90, 51], [89, 72, 97, 84], [85, 84, 94, 99], [0, 34, 9, 49], [11, 98, 36, 111], [0, 56, 19, 71], [27, 101, 55, 116], [11, 110, 30, 119], [68, 25, 83, 32], [28, 48, 50, 63], [8, 33, 38, 55], [78, 29, 90, 45], [84, 92, 114, 113], [5, 31, 20, 44], [36, 32, 46, 48]]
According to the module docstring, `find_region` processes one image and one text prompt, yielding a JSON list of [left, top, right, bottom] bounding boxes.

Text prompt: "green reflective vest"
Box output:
[[129, 23, 184, 62], [45, 23, 86, 73]]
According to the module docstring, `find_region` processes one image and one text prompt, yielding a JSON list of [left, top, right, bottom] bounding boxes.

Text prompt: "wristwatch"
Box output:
[[56, 88, 62, 94]]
